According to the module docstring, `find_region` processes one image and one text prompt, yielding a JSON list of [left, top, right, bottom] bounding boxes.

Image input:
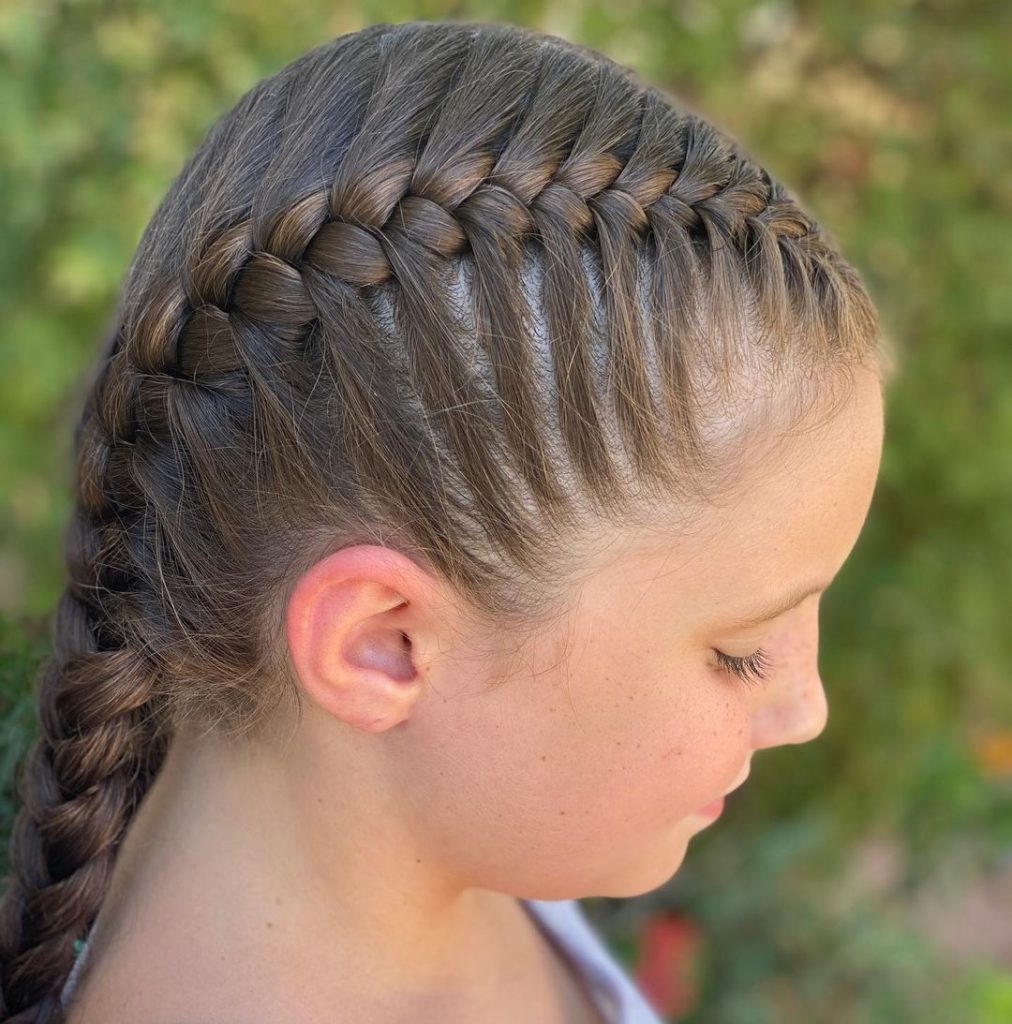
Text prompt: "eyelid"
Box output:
[[713, 647, 772, 688]]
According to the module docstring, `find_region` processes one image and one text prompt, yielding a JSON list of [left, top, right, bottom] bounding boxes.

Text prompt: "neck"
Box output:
[[85, 717, 545, 1019]]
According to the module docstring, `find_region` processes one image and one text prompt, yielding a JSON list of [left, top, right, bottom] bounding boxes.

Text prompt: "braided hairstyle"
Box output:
[[0, 20, 885, 1021]]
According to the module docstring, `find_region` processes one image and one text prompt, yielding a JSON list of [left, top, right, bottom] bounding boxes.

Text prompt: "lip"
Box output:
[[695, 796, 725, 819], [694, 762, 751, 820], [724, 761, 751, 796]]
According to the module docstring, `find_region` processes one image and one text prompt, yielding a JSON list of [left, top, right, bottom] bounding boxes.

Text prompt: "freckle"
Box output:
[[540, 755, 546, 761], [266, 920, 273, 929], [416, 857, 422, 864], [559, 810, 566, 815]]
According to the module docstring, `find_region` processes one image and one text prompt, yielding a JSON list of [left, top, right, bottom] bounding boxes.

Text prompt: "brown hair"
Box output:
[[0, 19, 887, 1021]]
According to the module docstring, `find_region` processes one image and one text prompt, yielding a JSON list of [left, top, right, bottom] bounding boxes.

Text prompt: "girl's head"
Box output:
[[1, 20, 889, 1021]]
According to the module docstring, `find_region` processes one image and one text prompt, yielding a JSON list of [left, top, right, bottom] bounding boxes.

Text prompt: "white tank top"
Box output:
[[522, 898, 667, 1023], [61, 898, 665, 1023]]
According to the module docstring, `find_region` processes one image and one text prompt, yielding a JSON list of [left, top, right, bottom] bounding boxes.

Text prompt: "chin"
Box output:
[[591, 838, 690, 900]]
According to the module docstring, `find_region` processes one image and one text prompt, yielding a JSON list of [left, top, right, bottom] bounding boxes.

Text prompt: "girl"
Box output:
[[0, 19, 892, 1024]]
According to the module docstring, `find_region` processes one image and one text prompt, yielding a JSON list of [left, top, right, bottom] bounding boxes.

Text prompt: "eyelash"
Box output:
[[714, 647, 772, 689]]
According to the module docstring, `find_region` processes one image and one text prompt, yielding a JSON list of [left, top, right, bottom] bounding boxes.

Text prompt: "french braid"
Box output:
[[0, 20, 884, 1021]]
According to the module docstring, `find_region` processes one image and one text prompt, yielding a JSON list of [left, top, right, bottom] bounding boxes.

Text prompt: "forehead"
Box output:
[[577, 367, 884, 622]]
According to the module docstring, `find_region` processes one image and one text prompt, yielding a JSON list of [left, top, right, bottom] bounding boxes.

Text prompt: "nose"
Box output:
[[751, 668, 829, 749], [750, 597, 828, 750]]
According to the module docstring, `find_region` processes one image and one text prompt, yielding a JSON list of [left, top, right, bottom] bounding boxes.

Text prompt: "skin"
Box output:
[[68, 361, 884, 1023]]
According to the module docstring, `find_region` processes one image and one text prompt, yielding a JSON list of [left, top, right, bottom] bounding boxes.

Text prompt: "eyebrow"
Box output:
[[725, 580, 829, 630]]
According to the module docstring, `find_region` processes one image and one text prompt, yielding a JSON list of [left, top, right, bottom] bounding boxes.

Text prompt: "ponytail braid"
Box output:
[[0, 331, 170, 1021]]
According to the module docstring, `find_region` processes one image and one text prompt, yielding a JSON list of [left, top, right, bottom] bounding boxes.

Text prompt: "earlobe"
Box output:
[[285, 559, 426, 734]]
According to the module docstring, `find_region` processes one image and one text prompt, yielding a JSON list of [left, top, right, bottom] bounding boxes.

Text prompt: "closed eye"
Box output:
[[714, 648, 772, 688]]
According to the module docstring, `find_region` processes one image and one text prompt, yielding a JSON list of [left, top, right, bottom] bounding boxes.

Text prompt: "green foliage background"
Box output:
[[1, 1, 1009, 1020]]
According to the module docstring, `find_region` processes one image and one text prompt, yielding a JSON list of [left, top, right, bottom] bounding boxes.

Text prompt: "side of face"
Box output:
[[285, 364, 885, 901]]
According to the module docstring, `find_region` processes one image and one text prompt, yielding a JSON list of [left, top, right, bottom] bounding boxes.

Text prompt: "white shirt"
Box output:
[[522, 898, 666, 1023], [62, 898, 665, 1022]]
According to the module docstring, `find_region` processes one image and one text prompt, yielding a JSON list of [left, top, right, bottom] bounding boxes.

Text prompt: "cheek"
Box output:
[[404, 633, 751, 897], [562, 660, 750, 827], [504, 636, 751, 856]]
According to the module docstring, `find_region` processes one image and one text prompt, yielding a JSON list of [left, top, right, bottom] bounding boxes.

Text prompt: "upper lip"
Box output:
[[724, 763, 751, 796]]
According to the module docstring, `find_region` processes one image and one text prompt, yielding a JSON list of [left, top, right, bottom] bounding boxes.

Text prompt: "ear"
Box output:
[[285, 545, 438, 733]]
